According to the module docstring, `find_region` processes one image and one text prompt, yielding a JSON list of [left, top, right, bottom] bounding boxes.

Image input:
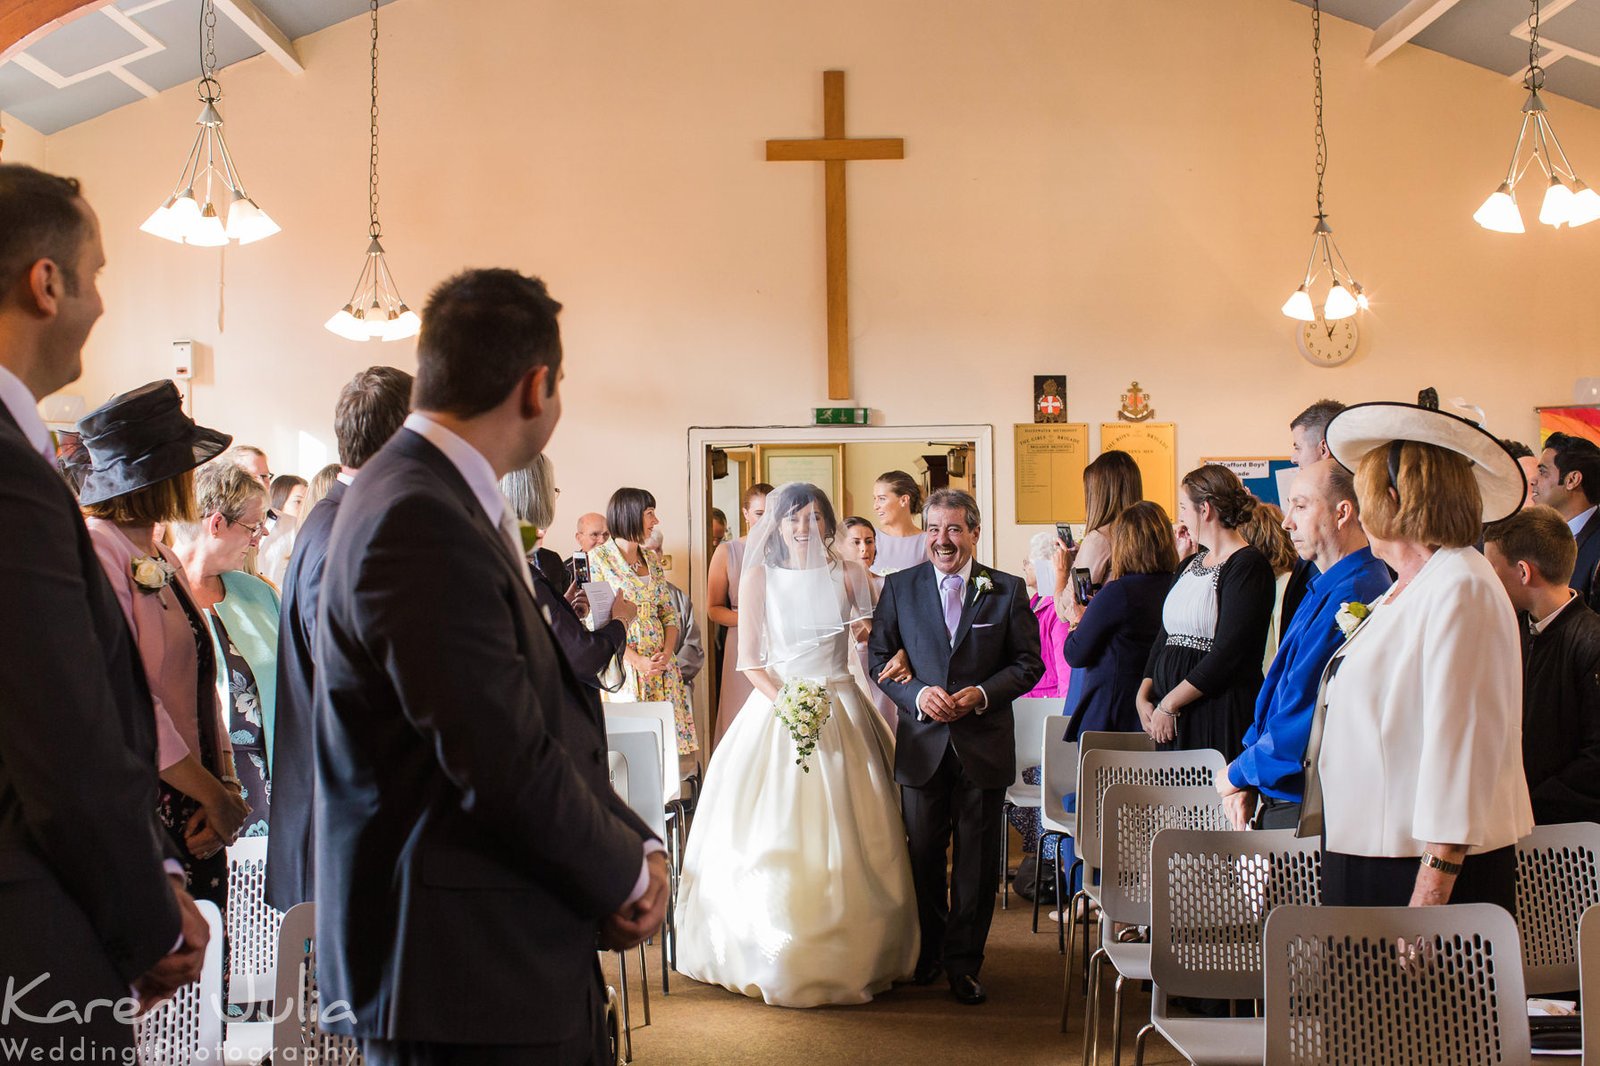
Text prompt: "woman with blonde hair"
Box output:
[[1239, 502, 1298, 668]]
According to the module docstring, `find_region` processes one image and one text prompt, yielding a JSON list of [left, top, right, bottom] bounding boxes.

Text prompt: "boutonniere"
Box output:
[[973, 572, 994, 598], [130, 555, 177, 608], [1334, 600, 1371, 639], [517, 520, 541, 555]]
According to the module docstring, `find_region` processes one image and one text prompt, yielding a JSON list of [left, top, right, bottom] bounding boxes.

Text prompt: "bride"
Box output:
[[675, 482, 919, 1007]]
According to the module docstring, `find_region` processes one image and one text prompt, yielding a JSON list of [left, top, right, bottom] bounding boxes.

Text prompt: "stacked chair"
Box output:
[[1000, 697, 1064, 911]]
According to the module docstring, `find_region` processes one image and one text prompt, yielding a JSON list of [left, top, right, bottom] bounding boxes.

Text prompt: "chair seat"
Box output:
[[1102, 937, 1152, 982], [1040, 812, 1072, 835], [1148, 1014, 1264, 1065], [1006, 783, 1041, 808]]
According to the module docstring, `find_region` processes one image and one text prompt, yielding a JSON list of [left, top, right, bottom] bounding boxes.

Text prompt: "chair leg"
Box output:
[[1060, 896, 1080, 1033], [1110, 973, 1126, 1066], [1032, 831, 1053, 933], [637, 943, 651, 1026], [1132, 1023, 1156, 1066], [1081, 947, 1106, 1066], [616, 951, 633, 1063], [1000, 801, 1011, 910]]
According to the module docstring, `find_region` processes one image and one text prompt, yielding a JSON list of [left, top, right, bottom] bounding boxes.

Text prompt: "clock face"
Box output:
[[1297, 316, 1360, 367]]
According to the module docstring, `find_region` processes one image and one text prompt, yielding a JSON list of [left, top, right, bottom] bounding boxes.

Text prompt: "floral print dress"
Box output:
[[208, 612, 270, 837], [591, 539, 697, 754]]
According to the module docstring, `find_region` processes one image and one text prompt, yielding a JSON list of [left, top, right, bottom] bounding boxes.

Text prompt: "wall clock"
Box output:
[[1296, 316, 1360, 367]]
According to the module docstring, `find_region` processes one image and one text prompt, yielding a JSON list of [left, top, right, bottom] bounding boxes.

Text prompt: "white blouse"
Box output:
[[1160, 552, 1222, 650], [1319, 547, 1532, 857]]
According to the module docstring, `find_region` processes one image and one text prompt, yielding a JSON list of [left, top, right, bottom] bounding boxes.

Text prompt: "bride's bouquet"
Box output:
[[773, 678, 832, 773]]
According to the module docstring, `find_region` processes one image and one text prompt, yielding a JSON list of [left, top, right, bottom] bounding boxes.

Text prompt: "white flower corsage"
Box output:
[[130, 555, 177, 594], [973, 572, 994, 597], [1334, 601, 1370, 638], [773, 678, 832, 773]]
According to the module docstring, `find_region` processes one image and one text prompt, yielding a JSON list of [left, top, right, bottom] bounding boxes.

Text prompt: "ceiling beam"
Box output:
[[0, 0, 112, 64], [213, 0, 303, 74], [1366, 0, 1464, 67]]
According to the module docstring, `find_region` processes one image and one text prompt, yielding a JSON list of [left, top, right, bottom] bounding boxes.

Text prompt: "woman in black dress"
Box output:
[[1137, 466, 1276, 760]]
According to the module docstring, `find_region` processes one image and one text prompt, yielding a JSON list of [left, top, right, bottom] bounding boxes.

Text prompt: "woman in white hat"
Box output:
[[1305, 398, 1533, 909]]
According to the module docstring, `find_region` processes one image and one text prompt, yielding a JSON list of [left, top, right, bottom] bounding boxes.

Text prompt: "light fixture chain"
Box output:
[[1312, 0, 1325, 218], [368, 0, 381, 238], [197, 0, 221, 103], [1526, 0, 1544, 91]]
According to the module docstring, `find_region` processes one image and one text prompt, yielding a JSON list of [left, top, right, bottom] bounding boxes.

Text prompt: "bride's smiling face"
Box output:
[[781, 502, 823, 560]]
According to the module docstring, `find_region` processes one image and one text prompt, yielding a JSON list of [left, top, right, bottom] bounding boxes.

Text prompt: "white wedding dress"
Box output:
[[675, 560, 919, 1007]]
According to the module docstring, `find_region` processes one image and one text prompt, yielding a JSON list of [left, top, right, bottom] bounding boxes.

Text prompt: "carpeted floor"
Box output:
[[601, 883, 1190, 1065]]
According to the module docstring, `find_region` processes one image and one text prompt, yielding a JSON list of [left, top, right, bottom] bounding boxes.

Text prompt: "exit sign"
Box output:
[[813, 407, 870, 425]]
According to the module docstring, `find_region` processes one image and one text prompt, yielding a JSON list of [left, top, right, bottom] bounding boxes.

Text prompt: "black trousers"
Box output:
[[1321, 843, 1517, 912], [360, 980, 610, 1066], [901, 743, 1005, 979], [1255, 797, 1301, 830]]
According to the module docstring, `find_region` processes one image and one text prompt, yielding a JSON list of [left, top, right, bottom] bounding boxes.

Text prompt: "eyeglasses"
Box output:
[[230, 516, 265, 539]]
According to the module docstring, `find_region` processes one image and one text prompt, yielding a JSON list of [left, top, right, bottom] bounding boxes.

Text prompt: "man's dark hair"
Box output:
[[335, 365, 414, 468], [1545, 432, 1600, 506], [412, 269, 563, 417], [1289, 399, 1346, 438], [1501, 438, 1534, 460], [607, 487, 658, 544], [924, 488, 981, 530], [0, 164, 89, 298]]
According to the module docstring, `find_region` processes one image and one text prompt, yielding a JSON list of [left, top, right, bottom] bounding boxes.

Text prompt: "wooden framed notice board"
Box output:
[[1101, 422, 1177, 516], [1014, 423, 1089, 524]]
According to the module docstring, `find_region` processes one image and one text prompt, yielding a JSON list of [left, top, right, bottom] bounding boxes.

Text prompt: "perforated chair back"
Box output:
[[271, 902, 363, 1065], [1264, 903, 1530, 1065], [1148, 827, 1321, 1001], [1515, 820, 1600, 995], [1009, 697, 1059, 785], [134, 900, 223, 1065], [607, 728, 666, 837], [225, 836, 283, 1005], [1038, 716, 1076, 833], [1097, 784, 1229, 926], [1579, 903, 1600, 1058], [606, 702, 679, 803], [1076, 747, 1225, 881]]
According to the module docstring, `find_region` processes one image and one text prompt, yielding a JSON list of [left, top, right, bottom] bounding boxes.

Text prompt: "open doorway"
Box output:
[[686, 424, 994, 748]]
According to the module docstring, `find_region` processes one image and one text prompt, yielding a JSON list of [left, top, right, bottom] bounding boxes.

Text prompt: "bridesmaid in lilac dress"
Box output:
[[869, 469, 928, 575], [842, 517, 898, 731], [708, 483, 772, 744]]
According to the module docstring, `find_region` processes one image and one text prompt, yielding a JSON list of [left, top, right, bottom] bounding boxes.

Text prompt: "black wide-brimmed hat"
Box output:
[[1325, 392, 1526, 524], [74, 380, 232, 507]]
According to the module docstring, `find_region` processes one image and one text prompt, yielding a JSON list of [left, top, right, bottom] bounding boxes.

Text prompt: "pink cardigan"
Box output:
[[86, 518, 230, 772]]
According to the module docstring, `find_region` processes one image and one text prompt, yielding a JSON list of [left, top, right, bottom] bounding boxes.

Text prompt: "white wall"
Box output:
[[36, 0, 1600, 584], [2, 111, 45, 167]]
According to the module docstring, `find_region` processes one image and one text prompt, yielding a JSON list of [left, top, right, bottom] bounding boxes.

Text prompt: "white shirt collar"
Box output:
[[402, 412, 505, 524], [1570, 505, 1598, 537], [0, 364, 52, 461], [1533, 588, 1580, 636], [336, 470, 355, 486], [933, 556, 975, 593]]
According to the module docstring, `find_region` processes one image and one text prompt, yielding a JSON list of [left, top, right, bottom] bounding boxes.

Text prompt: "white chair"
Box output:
[[1264, 903, 1530, 1064], [1000, 696, 1060, 910], [607, 703, 687, 990], [225, 837, 284, 1010], [1514, 820, 1600, 996], [605, 702, 680, 802], [1032, 716, 1076, 932], [606, 730, 663, 1058], [1578, 903, 1600, 1060], [1083, 783, 1230, 1066], [270, 902, 362, 1066], [1134, 827, 1321, 1066], [134, 900, 224, 1066]]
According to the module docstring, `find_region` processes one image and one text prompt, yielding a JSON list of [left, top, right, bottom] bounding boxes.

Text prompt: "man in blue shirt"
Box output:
[[1217, 458, 1391, 830]]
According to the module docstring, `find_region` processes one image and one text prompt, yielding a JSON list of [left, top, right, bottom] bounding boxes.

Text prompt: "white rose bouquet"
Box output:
[[773, 678, 832, 773]]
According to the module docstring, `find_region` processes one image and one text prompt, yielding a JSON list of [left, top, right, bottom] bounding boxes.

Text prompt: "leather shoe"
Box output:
[[950, 974, 987, 1005], [911, 960, 942, 986]]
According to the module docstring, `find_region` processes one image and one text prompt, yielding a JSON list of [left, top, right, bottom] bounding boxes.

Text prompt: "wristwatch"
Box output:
[[1419, 851, 1463, 876]]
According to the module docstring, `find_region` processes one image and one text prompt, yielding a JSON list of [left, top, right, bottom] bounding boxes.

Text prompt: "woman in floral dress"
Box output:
[[591, 487, 697, 756]]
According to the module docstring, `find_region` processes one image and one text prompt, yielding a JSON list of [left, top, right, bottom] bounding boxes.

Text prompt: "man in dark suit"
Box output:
[[0, 164, 206, 1053], [263, 365, 412, 912], [869, 489, 1043, 1006], [1533, 432, 1600, 606], [314, 269, 666, 1066]]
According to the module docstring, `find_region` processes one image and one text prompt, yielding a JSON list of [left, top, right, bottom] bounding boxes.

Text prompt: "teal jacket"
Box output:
[[211, 571, 281, 774]]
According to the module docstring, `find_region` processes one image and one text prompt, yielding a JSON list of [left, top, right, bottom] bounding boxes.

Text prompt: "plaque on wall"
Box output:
[[1015, 423, 1089, 524], [1100, 422, 1177, 516], [1033, 376, 1067, 423]]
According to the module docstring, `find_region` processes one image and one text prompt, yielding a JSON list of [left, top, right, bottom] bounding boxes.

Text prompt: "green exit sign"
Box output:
[[813, 407, 870, 425]]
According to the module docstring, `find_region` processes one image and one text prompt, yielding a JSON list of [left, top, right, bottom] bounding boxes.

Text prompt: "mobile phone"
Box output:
[[570, 550, 590, 586], [1056, 522, 1076, 550], [1072, 566, 1094, 606]]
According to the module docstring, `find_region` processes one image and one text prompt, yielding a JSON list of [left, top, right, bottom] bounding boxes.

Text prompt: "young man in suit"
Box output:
[[1532, 432, 1600, 606], [0, 164, 207, 1053], [313, 269, 666, 1066], [869, 489, 1043, 1005], [263, 365, 412, 912], [1485, 506, 1600, 825]]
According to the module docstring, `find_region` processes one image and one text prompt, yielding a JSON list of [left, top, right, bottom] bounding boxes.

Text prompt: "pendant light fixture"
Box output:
[[140, 0, 278, 246], [326, 0, 419, 342], [1282, 0, 1367, 323], [1473, 0, 1600, 232]]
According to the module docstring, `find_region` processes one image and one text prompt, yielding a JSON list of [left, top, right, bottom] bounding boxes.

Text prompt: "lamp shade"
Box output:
[[187, 206, 228, 247], [139, 200, 187, 243], [324, 306, 371, 342], [1473, 185, 1524, 233], [226, 197, 281, 244], [1568, 183, 1600, 227], [1323, 283, 1357, 320], [1539, 177, 1576, 227], [381, 308, 421, 341], [1281, 286, 1316, 322]]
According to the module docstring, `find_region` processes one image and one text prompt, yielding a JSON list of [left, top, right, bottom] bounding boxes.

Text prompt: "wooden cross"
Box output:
[[767, 70, 904, 401]]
